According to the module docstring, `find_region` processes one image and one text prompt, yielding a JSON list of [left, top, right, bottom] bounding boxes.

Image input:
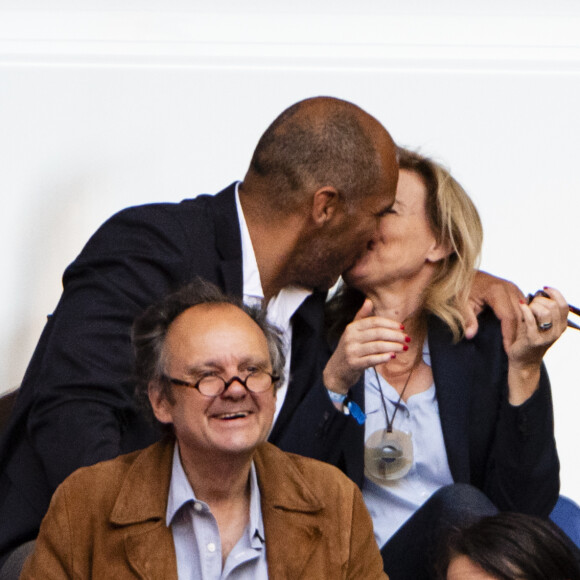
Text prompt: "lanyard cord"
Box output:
[[372, 350, 422, 433]]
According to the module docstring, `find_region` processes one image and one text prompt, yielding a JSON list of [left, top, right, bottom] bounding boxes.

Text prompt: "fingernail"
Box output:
[[391, 353, 397, 359], [519, 299, 526, 304], [403, 345, 409, 351], [400, 324, 405, 330], [405, 336, 411, 343]]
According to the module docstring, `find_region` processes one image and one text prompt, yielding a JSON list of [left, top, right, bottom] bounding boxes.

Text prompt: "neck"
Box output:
[[239, 186, 306, 301], [362, 265, 436, 326], [178, 443, 254, 566], [178, 444, 253, 505], [365, 277, 431, 385], [366, 286, 424, 330]]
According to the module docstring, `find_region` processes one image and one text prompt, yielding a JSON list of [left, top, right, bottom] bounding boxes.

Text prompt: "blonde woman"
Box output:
[[282, 148, 568, 579]]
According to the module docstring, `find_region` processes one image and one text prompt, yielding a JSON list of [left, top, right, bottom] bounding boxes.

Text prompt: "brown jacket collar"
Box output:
[[109, 438, 326, 579]]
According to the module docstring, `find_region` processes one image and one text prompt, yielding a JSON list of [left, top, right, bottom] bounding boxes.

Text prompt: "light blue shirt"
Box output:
[[362, 340, 454, 547], [166, 443, 269, 580]]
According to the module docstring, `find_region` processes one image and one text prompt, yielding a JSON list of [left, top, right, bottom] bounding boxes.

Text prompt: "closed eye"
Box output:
[[376, 204, 397, 218], [188, 370, 220, 382], [378, 208, 396, 217], [242, 365, 266, 375]]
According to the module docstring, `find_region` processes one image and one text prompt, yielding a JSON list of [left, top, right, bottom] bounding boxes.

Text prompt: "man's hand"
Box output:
[[465, 271, 525, 350]]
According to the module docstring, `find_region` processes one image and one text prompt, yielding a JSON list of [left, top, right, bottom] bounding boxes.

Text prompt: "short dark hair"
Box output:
[[437, 512, 580, 580], [247, 97, 382, 212], [131, 278, 286, 425]]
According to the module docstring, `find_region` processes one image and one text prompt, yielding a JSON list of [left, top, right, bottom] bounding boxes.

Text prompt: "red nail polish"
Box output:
[[391, 353, 397, 359], [403, 344, 409, 351], [405, 336, 411, 343], [519, 299, 526, 304], [400, 324, 405, 330]]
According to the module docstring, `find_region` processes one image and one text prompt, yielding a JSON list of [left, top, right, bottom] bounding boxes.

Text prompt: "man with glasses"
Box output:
[[21, 281, 387, 579]]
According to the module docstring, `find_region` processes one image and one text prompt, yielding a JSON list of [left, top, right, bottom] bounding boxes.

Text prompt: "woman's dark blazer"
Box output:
[[277, 308, 560, 518]]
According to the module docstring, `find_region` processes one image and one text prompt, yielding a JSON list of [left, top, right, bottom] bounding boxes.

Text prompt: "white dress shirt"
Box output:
[[235, 183, 311, 422]]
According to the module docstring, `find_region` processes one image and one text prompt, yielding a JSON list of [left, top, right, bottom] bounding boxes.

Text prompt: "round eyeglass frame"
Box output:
[[163, 370, 279, 398]]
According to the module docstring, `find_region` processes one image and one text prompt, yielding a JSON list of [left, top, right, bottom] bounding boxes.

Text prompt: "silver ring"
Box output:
[[538, 321, 553, 331]]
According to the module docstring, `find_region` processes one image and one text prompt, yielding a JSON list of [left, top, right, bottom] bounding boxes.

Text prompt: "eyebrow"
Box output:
[[181, 357, 270, 376]]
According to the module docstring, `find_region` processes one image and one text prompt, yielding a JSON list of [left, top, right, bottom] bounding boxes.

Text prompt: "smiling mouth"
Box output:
[[214, 411, 251, 420]]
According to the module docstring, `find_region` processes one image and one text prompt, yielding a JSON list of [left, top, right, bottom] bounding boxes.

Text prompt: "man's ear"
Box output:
[[148, 382, 174, 425], [310, 186, 340, 227]]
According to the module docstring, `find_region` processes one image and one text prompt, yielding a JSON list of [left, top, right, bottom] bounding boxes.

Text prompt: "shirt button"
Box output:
[[207, 542, 217, 553], [193, 502, 203, 512]]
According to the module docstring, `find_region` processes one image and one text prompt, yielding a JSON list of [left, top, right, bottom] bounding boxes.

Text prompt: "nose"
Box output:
[[221, 376, 248, 398]]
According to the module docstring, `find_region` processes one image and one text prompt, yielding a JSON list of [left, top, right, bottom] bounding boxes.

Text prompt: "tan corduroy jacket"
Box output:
[[21, 439, 387, 579]]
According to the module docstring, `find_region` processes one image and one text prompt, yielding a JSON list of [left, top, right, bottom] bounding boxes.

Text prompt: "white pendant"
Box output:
[[364, 428, 413, 482]]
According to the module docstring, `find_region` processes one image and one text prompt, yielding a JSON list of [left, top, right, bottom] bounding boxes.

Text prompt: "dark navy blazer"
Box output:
[[277, 309, 560, 518], [0, 183, 327, 559]]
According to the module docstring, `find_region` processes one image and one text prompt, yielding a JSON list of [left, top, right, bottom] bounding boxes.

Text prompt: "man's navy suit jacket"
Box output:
[[0, 183, 328, 558]]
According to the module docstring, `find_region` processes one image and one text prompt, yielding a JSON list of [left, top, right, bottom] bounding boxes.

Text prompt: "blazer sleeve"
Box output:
[[22, 201, 204, 489], [482, 364, 560, 516], [272, 342, 366, 487], [432, 310, 560, 517]]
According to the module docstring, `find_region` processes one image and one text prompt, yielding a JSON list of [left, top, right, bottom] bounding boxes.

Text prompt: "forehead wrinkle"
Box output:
[[181, 354, 271, 376]]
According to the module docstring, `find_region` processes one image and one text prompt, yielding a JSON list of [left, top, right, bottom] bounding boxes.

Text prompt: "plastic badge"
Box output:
[[346, 400, 366, 425]]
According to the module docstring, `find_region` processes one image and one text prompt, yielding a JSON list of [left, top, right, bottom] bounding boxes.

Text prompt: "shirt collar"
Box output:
[[166, 442, 265, 543], [235, 182, 263, 303], [235, 182, 311, 325]]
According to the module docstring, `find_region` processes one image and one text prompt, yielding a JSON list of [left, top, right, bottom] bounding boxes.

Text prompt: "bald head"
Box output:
[[242, 96, 398, 213]]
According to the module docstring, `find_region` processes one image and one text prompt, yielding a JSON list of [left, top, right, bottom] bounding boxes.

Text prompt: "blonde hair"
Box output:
[[326, 148, 483, 344], [398, 147, 483, 341]]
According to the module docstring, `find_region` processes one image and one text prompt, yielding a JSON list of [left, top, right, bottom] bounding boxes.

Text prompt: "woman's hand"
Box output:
[[323, 298, 409, 395], [505, 287, 568, 405]]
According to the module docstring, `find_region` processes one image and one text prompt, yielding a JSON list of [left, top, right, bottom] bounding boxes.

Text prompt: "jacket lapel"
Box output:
[[124, 522, 177, 579], [428, 317, 473, 483], [254, 443, 325, 579], [270, 292, 327, 442], [110, 439, 178, 580]]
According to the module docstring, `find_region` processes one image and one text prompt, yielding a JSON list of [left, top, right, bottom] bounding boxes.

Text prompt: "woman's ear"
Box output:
[[426, 240, 454, 264], [148, 382, 174, 425]]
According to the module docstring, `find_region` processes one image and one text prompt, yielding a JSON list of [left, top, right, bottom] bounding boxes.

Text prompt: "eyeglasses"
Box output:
[[163, 370, 280, 398], [566, 304, 580, 330], [527, 290, 580, 331]]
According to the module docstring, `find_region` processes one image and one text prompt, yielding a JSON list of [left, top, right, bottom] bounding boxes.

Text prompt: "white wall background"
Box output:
[[1, 0, 579, 500]]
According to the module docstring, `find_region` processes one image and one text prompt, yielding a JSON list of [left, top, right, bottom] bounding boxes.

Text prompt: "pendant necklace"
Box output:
[[364, 350, 421, 483]]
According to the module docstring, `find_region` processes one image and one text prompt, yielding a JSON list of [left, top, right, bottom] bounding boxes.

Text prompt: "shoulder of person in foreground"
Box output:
[[255, 442, 388, 580], [19, 441, 175, 580]]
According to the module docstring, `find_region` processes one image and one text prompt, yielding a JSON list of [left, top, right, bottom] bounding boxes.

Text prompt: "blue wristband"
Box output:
[[327, 389, 347, 404]]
